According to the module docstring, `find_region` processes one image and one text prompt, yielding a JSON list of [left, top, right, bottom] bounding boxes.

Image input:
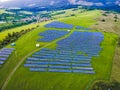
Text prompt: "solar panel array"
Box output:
[[0, 48, 14, 66], [25, 31, 104, 74], [45, 21, 73, 29], [76, 26, 91, 30], [37, 30, 69, 42]]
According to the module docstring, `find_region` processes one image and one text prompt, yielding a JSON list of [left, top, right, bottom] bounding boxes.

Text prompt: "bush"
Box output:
[[91, 80, 120, 90], [101, 19, 106, 22], [118, 37, 120, 47]]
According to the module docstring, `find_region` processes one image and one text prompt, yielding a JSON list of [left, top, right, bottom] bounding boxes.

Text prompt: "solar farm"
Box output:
[[0, 10, 118, 90], [0, 48, 14, 66], [44, 21, 73, 29], [37, 30, 69, 42], [25, 25, 104, 74]]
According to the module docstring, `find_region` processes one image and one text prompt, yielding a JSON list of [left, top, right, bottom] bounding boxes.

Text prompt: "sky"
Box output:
[[0, 0, 13, 2], [0, 0, 119, 8]]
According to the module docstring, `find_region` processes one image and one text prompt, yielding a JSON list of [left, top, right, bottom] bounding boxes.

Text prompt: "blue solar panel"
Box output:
[[0, 58, 7, 61], [49, 69, 72, 73], [0, 61, 4, 65], [0, 54, 9, 57], [30, 68, 47, 72], [24, 64, 48, 68], [45, 21, 73, 29], [49, 65, 71, 69], [72, 63, 92, 67], [26, 61, 49, 64], [72, 67, 93, 70], [72, 70, 95, 74], [49, 62, 71, 65], [0, 48, 14, 66], [0, 52, 11, 55], [76, 26, 91, 30], [24, 31, 104, 74], [28, 57, 40, 60], [37, 30, 69, 42]]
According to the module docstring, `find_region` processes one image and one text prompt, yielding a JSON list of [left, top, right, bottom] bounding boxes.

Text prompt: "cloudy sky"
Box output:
[[0, 0, 119, 8]]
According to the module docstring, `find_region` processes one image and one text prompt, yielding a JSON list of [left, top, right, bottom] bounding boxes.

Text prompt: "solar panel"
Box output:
[[76, 26, 91, 30], [0, 58, 7, 61], [0, 54, 9, 57], [48, 69, 72, 73], [0, 61, 4, 65], [26, 61, 49, 64], [72, 63, 92, 67], [49, 62, 71, 65], [24, 64, 48, 68], [37, 30, 69, 42], [0, 48, 14, 67], [45, 21, 73, 29], [24, 31, 104, 74], [30, 68, 47, 72], [72, 70, 95, 74], [72, 67, 93, 70], [49, 65, 71, 69]]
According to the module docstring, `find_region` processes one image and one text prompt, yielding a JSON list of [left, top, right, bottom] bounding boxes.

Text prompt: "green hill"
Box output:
[[0, 10, 118, 90]]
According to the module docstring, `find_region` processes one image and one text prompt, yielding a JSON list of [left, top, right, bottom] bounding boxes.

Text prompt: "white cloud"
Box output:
[[68, 0, 93, 6], [28, 4, 36, 7], [0, 0, 12, 2], [50, 1, 55, 5], [115, 0, 120, 6], [94, 2, 103, 6], [68, 0, 104, 6]]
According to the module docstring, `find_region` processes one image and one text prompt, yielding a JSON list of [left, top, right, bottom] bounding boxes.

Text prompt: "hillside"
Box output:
[[0, 8, 119, 90]]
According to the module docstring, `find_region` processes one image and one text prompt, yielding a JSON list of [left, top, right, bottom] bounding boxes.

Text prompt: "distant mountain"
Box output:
[[0, 0, 120, 11]]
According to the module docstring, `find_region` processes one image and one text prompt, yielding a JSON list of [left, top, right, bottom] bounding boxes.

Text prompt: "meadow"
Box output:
[[0, 10, 118, 90]]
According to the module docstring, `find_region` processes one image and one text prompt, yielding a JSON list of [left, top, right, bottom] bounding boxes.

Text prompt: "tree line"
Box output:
[[0, 25, 39, 48], [0, 19, 37, 32]]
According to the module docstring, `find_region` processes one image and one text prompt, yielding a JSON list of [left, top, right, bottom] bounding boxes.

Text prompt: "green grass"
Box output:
[[58, 10, 101, 27], [19, 11, 33, 15], [0, 10, 118, 90], [0, 9, 14, 14], [51, 8, 84, 18], [0, 9, 6, 14], [0, 23, 39, 40]]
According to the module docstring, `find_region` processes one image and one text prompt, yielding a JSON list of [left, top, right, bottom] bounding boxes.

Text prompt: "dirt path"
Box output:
[[1, 29, 75, 90]]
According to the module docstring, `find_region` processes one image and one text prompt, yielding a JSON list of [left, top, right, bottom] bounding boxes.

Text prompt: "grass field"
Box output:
[[0, 23, 39, 41], [0, 10, 118, 90], [0, 9, 6, 14], [0, 9, 14, 14], [19, 11, 33, 15], [51, 8, 84, 19]]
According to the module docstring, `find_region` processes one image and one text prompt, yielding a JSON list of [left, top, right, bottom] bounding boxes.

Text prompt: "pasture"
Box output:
[[0, 10, 118, 90], [0, 23, 39, 41]]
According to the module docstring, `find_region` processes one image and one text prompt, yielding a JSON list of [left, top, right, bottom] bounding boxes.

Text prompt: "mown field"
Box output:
[[0, 10, 118, 90]]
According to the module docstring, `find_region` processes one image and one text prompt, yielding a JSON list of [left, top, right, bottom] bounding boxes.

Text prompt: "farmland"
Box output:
[[0, 9, 119, 90]]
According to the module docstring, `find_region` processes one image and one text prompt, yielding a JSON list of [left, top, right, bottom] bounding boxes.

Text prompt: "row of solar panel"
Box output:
[[31, 55, 92, 60], [44, 21, 92, 31], [29, 68, 95, 74], [26, 60, 91, 64], [44, 21, 73, 29], [38, 30, 69, 42], [24, 62, 92, 67], [0, 48, 14, 65]]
